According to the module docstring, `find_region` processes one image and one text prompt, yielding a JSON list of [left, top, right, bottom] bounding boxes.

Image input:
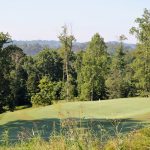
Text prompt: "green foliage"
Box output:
[[22, 56, 39, 98], [0, 9, 150, 111], [106, 35, 130, 98], [8, 46, 28, 111], [58, 25, 76, 101], [60, 75, 75, 100], [0, 33, 14, 112], [31, 76, 58, 106], [34, 48, 63, 81], [24, 49, 63, 105], [0, 32, 11, 49], [130, 8, 150, 96], [80, 33, 109, 100]]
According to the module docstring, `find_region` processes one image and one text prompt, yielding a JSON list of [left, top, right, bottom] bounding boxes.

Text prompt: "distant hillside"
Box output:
[[10, 40, 136, 55], [12, 40, 61, 55], [106, 41, 136, 54]]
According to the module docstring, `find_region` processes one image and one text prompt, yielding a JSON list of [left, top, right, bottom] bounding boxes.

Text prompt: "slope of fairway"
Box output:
[[0, 97, 150, 125]]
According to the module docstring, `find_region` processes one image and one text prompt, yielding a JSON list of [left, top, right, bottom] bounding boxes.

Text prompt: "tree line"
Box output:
[[0, 9, 149, 113]]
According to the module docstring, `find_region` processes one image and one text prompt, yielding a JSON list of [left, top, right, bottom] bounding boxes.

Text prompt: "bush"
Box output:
[[31, 76, 57, 106]]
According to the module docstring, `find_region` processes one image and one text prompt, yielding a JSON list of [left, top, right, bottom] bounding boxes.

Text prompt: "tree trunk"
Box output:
[[66, 57, 69, 101]]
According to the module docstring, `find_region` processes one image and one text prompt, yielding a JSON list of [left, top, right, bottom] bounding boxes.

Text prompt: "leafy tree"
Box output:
[[74, 50, 84, 96], [0, 32, 11, 49], [31, 76, 57, 106], [10, 66, 28, 106], [60, 75, 75, 100], [35, 49, 63, 81], [5, 45, 28, 109], [22, 56, 39, 98], [80, 33, 109, 100], [24, 49, 63, 103], [58, 25, 76, 100], [123, 51, 137, 97], [0, 33, 12, 112], [0, 41, 29, 112], [130, 8, 150, 96]]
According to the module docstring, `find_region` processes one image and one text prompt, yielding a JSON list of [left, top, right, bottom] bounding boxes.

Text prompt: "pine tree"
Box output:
[[80, 33, 108, 100], [106, 35, 128, 98]]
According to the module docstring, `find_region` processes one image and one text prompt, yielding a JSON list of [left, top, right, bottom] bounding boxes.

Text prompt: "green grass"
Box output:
[[0, 97, 150, 141], [1, 97, 150, 124]]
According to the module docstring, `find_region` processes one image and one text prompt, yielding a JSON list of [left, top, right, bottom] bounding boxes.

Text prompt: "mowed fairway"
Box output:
[[0, 97, 150, 140]]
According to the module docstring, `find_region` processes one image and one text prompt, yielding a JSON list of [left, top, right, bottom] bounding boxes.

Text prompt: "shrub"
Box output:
[[31, 76, 57, 106]]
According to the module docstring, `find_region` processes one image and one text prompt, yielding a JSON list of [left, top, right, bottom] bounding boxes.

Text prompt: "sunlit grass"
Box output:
[[0, 97, 150, 126], [0, 97, 149, 141]]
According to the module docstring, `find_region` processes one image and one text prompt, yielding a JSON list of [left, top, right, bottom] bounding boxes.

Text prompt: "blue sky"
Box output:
[[0, 0, 149, 43]]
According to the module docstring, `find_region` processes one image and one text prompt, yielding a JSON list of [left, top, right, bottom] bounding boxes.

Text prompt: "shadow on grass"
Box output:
[[0, 118, 149, 143]]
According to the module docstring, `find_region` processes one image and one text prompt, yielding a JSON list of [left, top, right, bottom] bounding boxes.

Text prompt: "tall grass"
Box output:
[[1, 117, 150, 150]]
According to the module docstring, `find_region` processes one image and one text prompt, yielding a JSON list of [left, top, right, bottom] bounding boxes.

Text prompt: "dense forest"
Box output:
[[0, 9, 149, 113]]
